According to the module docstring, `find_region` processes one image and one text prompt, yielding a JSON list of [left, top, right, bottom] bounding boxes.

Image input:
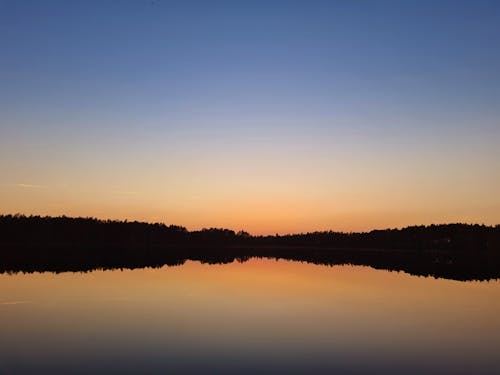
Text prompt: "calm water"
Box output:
[[1, 258, 499, 374]]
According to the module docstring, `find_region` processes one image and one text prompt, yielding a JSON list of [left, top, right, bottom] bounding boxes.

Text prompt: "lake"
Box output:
[[1, 258, 499, 374]]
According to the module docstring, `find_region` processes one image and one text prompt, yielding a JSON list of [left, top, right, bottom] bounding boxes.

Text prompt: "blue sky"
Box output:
[[1, 0, 499, 232]]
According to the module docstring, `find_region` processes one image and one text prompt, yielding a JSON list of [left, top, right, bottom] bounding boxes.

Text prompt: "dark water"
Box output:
[[1, 258, 499, 374]]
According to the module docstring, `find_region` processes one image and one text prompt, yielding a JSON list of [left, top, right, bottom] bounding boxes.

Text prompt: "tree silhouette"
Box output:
[[0, 214, 499, 280]]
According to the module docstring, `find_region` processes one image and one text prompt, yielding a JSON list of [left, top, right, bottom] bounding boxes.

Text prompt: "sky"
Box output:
[[1, 0, 499, 234]]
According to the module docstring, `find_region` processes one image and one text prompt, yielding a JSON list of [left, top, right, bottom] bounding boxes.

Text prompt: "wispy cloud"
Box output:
[[0, 300, 33, 305], [15, 183, 48, 189]]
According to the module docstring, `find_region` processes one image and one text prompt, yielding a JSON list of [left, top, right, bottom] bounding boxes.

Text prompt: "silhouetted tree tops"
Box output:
[[1, 214, 498, 252], [1, 214, 499, 280]]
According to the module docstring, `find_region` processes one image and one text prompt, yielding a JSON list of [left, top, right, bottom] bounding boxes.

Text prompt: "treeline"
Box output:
[[1, 214, 499, 251], [1, 214, 499, 280]]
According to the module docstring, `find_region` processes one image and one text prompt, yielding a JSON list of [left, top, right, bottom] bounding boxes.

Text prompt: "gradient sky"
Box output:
[[1, 0, 499, 234]]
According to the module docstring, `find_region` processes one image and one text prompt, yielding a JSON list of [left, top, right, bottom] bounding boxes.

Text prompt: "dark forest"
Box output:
[[1, 214, 499, 280]]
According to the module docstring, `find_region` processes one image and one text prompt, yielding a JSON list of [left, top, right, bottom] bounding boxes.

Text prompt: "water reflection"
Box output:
[[1, 259, 500, 374], [2, 247, 500, 281]]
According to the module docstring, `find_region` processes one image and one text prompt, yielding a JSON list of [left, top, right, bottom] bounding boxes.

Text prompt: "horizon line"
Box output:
[[2, 212, 498, 237]]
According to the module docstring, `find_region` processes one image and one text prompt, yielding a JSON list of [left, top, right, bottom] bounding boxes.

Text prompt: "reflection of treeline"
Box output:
[[1, 214, 499, 280]]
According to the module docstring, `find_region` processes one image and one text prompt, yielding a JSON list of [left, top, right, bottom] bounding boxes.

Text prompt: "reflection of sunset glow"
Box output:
[[1, 259, 500, 373]]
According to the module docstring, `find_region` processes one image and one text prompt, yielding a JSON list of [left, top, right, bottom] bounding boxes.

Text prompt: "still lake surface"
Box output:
[[1, 258, 499, 374]]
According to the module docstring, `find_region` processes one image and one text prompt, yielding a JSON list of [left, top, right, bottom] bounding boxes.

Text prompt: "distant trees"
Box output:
[[0, 214, 499, 252], [0, 214, 499, 279]]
